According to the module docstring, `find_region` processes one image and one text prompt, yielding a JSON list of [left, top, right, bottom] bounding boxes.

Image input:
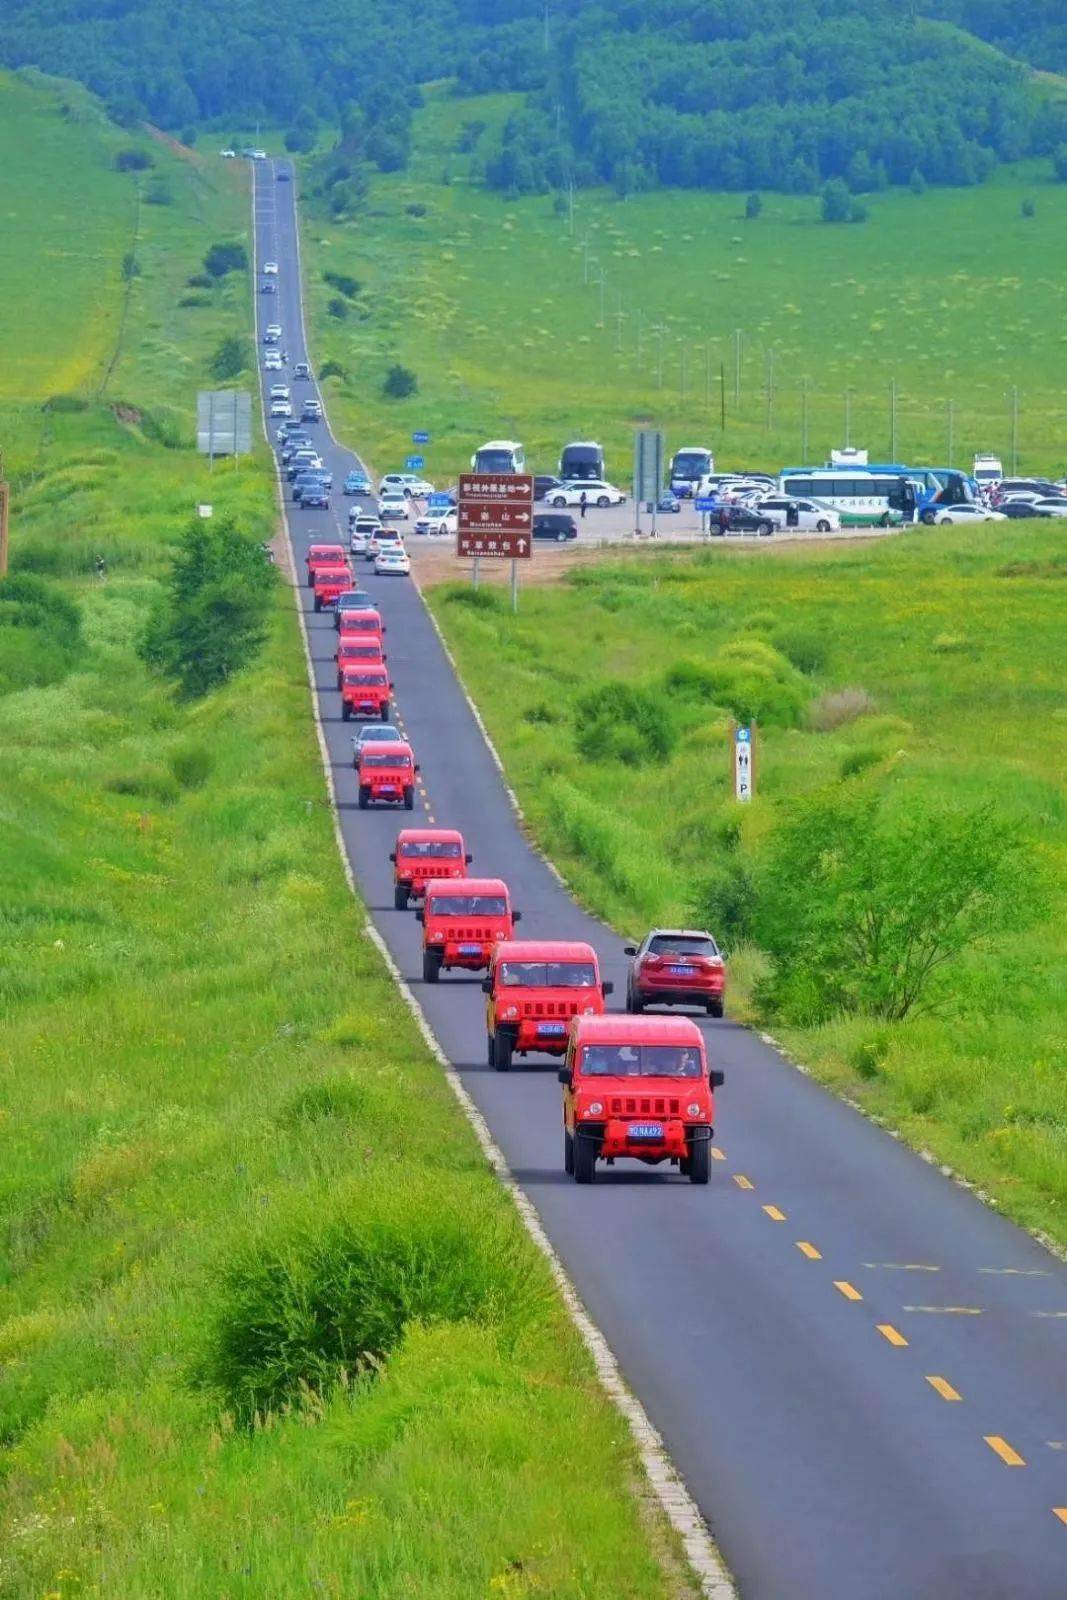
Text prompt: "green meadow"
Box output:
[[306, 87, 1067, 485], [424, 530, 1066, 1246], [0, 75, 694, 1598]]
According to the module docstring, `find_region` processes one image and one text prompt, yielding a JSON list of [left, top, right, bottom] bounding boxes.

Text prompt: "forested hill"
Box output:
[[0, 0, 1065, 196]]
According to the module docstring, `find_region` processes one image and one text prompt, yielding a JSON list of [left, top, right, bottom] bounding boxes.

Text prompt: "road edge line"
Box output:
[[254, 161, 735, 1600]]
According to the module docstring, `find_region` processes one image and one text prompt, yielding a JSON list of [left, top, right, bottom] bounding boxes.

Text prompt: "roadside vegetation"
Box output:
[[302, 87, 1067, 485], [426, 532, 1066, 1246], [0, 72, 695, 1598]]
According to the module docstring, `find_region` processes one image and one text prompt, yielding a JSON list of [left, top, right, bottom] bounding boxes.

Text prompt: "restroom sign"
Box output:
[[733, 724, 755, 802]]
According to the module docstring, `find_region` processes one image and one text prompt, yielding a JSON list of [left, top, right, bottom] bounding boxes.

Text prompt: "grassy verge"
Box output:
[[1, 73, 697, 1598], [423, 531, 1066, 1247], [300, 85, 1067, 483]]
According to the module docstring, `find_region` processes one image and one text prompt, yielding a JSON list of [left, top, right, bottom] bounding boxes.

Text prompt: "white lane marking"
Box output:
[[254, 163, 734, 1600]]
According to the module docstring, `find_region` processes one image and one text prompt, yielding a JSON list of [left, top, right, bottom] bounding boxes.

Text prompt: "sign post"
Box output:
[[732, 723, 755, 802], [0, 472, 9, 579], [633, 428, 665, 538]]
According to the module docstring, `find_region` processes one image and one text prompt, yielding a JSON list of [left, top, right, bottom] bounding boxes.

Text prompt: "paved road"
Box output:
[[252, 161, 1067, 1600]]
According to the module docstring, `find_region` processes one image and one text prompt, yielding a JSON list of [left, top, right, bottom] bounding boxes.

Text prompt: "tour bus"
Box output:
[[559, 440, 604, 481], [777, 464, 978, 525], [669, 446, 715, 497], [471, 440, 525, 474]]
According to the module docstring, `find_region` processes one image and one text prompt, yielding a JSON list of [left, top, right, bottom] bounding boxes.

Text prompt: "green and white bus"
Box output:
[[777, 465, 978, 526]]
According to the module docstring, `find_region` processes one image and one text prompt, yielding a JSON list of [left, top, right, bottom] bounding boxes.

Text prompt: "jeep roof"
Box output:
[[426, 876, 508, 899], [396, 827, 464, 847], [493, 939, 597, 965], [571, 1014, 704, 1048]]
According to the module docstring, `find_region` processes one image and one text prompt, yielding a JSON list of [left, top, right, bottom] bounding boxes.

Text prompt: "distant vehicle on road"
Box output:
[[305, 544, 347, 587], [293, 361, 310, 379], [313, 564, 351, 611], [300, 482, 330, 509], [375, 546, 411, 577], [352, 724, 403, 763], [380, 472, 434, 498], [367, 527, 405, 561], [263, 261, 279, 276], [390, 827, 471, 910], [269, 399, 292, 418], [711, 505, 775, 536], [484, 939, 609, 1072], [471, 439, 525, 474], [263, 325, 282, 345], [624, 928, 726, 1018], [534, 475, 563, 501], [416, 877, 519, 984], [261, 280, 276, 294], [276, 168, 291, 182], [931, 504, 1006, 524], [657, 492, 682, 514], [377, 490, 409, 522], [301, 400, 322, 423], [548, 479, 625, 508], [533, 512, 577, 542], [344, 469, 371, 495], [220, 148, 237, 158], [341, 665, 392, 720], [559, 441, 604, 482]]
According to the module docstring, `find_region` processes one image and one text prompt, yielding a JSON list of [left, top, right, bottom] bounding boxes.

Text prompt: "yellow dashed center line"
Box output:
[[984, 1436, 1025, 1467], [762, 1205, 786, 1222], [1053, 1508, 1067, 1526], [796, 1241, 822, 1260], [926, 1376, 962, 1402], [877, 1323, 908, 1347], [835, 1281, 863, 1302], [733, 1174, 754, 1190], [710, 1147, 726, 1161]]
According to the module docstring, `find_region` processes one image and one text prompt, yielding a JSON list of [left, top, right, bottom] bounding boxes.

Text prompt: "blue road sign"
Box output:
[[412, 431, 430, 445], [695, 497, 718, 511], [428, 492, 452, 510], [405, 455, 425, 470], [736, 726, 752, 743]]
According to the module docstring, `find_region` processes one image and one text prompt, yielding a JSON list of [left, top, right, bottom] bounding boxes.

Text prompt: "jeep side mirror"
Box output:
[[557, 1067, 572, 1087], [465, 853, 473, 864], [602, 980, 614, 997], [414, 764, 421, 773], [481, 977, 493, 994], [710, 1069, 725, 1088], [388, 852, 396, 863], [414, 909, 424, 923], [512, 910, 522, 923], [623, 944, 637, 956]]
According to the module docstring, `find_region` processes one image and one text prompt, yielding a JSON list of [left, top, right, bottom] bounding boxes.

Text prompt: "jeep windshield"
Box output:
[[428, 895, 507, 917], [647, 935, 719, 957], [349, 673, 387, 686], [402, 841, 462, 858], [499, 962, 597, 987], [579, 1045, 703, 1078], [363, 751, 410, 767]]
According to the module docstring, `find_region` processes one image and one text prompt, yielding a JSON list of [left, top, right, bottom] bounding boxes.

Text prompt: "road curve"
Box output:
[[251, 161, 1067, 1600]]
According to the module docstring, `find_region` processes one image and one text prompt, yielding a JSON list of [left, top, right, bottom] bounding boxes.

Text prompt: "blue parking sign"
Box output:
[[695, 497, 717, 511], [428, 492, 452, 510], [412, 431, 430, 445], [405, 455, 425, 470]]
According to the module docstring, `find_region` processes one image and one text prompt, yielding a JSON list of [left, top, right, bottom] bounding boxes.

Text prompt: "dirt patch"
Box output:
[[111, 403, 143, 426], [141, 123, 203, 166]]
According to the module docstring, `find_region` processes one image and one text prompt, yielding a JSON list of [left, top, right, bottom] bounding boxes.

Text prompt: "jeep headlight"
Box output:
[[687, 1102, 703, 1118], [584, 1101, 604, 1117], [503, 1005, 518, 1020]]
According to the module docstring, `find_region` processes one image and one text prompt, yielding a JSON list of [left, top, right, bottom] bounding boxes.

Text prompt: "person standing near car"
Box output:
[[786, 500, 799, 529], [579, 490, 588, 520], [718, 505, 729, 536]]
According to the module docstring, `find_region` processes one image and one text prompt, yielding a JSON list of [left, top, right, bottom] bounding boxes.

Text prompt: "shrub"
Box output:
[[573, 680, 676, 764], [664, 639, 808, 728], [691, 859, 758, 947], [382, 364, 417, 399], [1054, 146, 1067, 183], [145, 177, 172, 205], [442, 584, 501, 611], [821, 178, 851, 222], [0, 574, 84, 695], [41, 394, 88, 413], [209, 334, 249, 381], [839, 745, 884, 779], [113, 147, 152, 172], [203, 240, 248, 278], [806, 686, 876, 731], [406, 201, 428, 217], [327, 296, 348, 320], [279, 1080, 368, 1126], [203, 1185, 536, 1420], [318, 359, 345, 381], [773, 624, 828, 675], [169, 744, 214, 789], [1021, 197, 1036, 219], [745, 191, 762, 219], [186, 272, 213, 289], [323, 270, 361, 298]]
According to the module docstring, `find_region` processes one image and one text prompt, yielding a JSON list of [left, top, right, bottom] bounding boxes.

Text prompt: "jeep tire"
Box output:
[[314, 595, 322, 612], [493, 1029, 514, 1072], [573, 1134, 596, 1184], [357, 784, 370, 810], [688, 1139, 710, 1186], [627, 986, 644, 1014], [403, 785, 414, 810], [381, 704, 390, 722], [564, 1130, 574, 1175], [342, 702, 351, 721], [394, 883, 410, 911], [422, 947, 442, 984], [706, 997, 724, 1019]]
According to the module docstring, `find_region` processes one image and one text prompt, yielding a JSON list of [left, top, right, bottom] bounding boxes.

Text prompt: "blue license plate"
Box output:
[[458, 943, 481, 956], [538, 1022, 566, 1035], [629, 1123, 664, 1140], [668, 965, 695, 976]]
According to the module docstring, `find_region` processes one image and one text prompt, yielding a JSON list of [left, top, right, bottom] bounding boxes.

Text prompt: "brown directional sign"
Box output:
[[457, 472, 534, 559]]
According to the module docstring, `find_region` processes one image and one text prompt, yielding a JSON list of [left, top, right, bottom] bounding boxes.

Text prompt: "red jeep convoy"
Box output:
[[303, 525, 725, 1185]]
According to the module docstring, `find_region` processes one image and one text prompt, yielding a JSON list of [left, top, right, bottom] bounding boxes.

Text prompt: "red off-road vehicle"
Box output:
[[337, 607, 385, 644], [340, 665, 392, 721], [306, 543, 347, 587], [415, 877, 519, 984], [483, 939, 612, 1071], [356, 740, 418, 809], [335, 636, 384, 688], [559, 1014, 724, 1185], [313, 563, 352, 612], [624, 928, 726, 1018], [389, 827, 471, 911]]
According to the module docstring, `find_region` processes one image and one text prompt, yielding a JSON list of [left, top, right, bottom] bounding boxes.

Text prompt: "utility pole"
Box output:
[[597, 266, 606, 329], [720, 362, 726, 431], [1010, 386, 1019, 474], [655, 326, 664, 388], [0, 451, 9, 579], [582, 239, 591, 284], [844, 387, 854, 449], [765, 349, 775, 432], [613, 291, 626, 354], [889, 378, 897, 462], [801, 376, 810, 461], [636, 308, 643, 367], [705, 341, 712, 408], [568, 181, 575, 236], [947, 398, 955, 468], [680, 346, 686, 401], [734, 328, 743, 406]]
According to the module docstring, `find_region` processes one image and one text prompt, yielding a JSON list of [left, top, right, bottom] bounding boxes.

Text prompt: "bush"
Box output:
[[113, 147, 152, 172], [573, 680, 676, 764], [0, 574, 84, 695], [406, 201, 428, 217], [382, 364, 417, 399], [145, 177, 172, 205], [209, 334, 249, 381], [323, 270, 360, 298], [121, 252, 140, 280], [745, 191, 762, 219], [691, 859, 758, 947], [203, 240, 248, 278], [1054, 146, 1067, 182], [772, 624, 828, 675], [663, 639, 808, 728], [327, 296, 348, 320], [807, 686, 876, 731], [203, 1185, 535, 1421], [41, 394, 88, 413], [1021, 197, 1036, 219], [318, 359, 345, 381], [138, 515, 274, 698], [169, 744, 214, 789], [186, 272, 213, 289]]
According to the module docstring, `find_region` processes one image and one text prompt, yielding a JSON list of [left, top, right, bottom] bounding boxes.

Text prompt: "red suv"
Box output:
[[560, 1014, 724, 1184], [390, 828, 471, 910], [415, 877, 519, 984], [306, 543, 347, 586], [624, 928, 726, 1018], [484, 940, 611, 1071]]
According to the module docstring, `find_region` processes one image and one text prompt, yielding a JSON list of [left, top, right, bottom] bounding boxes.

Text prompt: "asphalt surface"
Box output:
[[252, 161, 1067, 1600]]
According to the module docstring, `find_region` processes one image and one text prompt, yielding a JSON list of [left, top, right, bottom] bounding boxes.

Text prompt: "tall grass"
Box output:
[[427, 530, 1067, 1245]]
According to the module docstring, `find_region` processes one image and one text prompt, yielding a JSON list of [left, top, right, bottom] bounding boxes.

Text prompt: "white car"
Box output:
[[379, 473, 435, 498], [932, 503, 1006, 524], [269, 383, 290, 400], [377, 491, 410, 522], [547, 479, 625, 508], [1024, 497, 1067, 518], [350, 518, 381, 555], [263, 261, 279, 276], [750, 496, 841, 532], [367, 527, 405, 561], [263, 352, 283, 371], [375, 547, 411, 577], [415, 509, 457, 537], [219, 148, 237, 159], [269, 399, 292, 418]]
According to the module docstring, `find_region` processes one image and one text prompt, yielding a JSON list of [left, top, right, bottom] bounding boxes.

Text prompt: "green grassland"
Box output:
[[305, 87, 1067, 485], [0, 76, 695, 1598], [424, 531, 1066, 1246]]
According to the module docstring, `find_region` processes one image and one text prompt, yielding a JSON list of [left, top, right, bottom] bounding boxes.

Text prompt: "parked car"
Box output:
[[657, 492, 682, 514], [624, 928, 726, 1018], [1001, 502, 1053, 520], [710, 505, 775, 536], [931, 504, 1006, 524], [375, 546, 411, 577], [533, 512, 578, 542], [1023, 497, 1067, 519], [750, 496, 841, 532], [415, 509, 457, 537], [534, 475, 564, 501], [548, 479, 625, 508]]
